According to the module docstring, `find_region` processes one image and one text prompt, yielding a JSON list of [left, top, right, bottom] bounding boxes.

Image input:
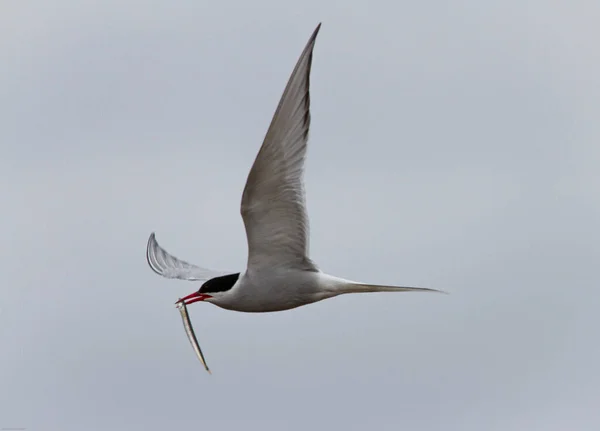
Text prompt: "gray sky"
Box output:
[[1, 1, 599, 430]]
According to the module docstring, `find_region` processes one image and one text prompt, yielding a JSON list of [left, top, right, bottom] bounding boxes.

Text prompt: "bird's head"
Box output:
[[175, 273, 240, 306]]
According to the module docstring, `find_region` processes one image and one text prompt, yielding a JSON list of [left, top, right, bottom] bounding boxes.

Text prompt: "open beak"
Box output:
[[175, 291, 212, 306]]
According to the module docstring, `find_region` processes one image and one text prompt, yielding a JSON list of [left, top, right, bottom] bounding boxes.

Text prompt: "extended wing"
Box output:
[[146, 232, 227, 282], [240, 23, 321, 272]]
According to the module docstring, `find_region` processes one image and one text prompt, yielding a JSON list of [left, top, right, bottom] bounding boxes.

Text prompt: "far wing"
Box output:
[[240, 24, 321, 272], [146, 232, 228, 281]]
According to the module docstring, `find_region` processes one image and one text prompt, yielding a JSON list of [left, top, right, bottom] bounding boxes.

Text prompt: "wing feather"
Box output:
[[146, 232, 227, 281], [240, 24, 322, 272]]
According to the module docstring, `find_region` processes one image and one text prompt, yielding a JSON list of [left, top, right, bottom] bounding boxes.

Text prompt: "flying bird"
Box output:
[[146, 23, 441, 315]]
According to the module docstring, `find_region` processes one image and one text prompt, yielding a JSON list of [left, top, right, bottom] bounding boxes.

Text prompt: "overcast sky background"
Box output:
[[1, 1, 599, 430]]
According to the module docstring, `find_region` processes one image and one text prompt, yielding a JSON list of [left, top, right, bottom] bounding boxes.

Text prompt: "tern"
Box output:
[[146, 23, 441, 314]]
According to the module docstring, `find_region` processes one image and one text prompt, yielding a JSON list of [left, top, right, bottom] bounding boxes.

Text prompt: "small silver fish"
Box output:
[[176, 300, 211, 374]]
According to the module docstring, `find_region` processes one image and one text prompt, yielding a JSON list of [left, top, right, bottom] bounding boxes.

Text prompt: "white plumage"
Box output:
[[147, 23, 441, 314]]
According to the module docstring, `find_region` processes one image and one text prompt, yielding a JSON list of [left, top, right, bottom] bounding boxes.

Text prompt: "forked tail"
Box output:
[[319, 274, 446, 296], [344, 283, 445, 294]]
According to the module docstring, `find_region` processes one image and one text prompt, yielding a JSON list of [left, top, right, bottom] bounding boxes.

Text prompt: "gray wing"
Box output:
[[240, 23, 321, 272], [146, 232, 228, 281]]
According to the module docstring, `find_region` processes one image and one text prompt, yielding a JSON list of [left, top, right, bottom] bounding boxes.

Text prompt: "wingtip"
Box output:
[[146, 232, 157, 254], [146, 231, 163, 277], [308, 22, 322, 43]]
